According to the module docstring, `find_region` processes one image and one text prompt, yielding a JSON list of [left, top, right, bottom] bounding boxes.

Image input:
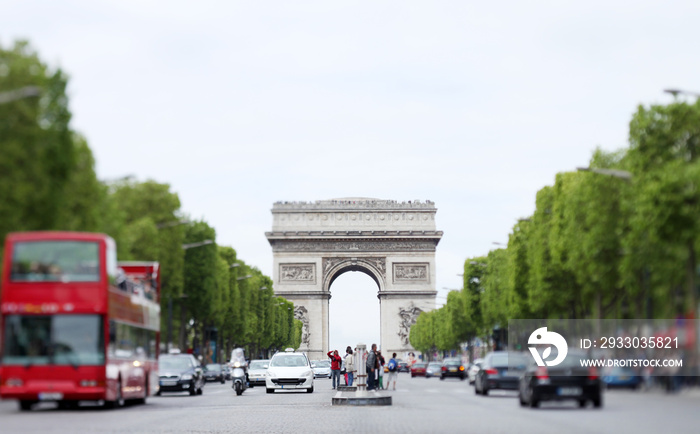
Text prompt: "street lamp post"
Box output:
[[172, 239, 215, 352], [0, 86, 41, 104]]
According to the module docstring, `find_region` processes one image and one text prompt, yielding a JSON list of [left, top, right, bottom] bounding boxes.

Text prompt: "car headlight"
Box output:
[[181, 374, 193, 381], [301, 370, 312, 377]]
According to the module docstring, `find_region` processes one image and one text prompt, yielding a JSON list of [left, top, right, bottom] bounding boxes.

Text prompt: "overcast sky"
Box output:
[[2, 1, 699, 352]]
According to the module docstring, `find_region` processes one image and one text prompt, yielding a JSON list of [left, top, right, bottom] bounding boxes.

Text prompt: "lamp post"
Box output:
[[171, 239, 215, 352], [0, 86, 41, 104], [576, 167, 632, 181], [664, 88, 700, 98]]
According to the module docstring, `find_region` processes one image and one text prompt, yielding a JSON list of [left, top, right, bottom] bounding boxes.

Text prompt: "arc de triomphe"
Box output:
[[265, 198, 443, 360]]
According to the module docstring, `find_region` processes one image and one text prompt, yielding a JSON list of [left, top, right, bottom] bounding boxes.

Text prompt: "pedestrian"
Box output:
[[327, 349, 342, 389], [345, 346, 355, 386], [386, 352, 398, 390], [377, 351, 385, 390], [366, 343, 378, 390]]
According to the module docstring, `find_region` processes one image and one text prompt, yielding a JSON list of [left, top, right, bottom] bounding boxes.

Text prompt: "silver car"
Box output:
[[310, 360, 331, 378], [468, 358, 484, 385], [247, 359, 270, 387]]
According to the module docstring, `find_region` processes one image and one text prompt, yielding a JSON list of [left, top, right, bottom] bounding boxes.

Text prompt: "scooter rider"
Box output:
[[230, 348, 249, 389]]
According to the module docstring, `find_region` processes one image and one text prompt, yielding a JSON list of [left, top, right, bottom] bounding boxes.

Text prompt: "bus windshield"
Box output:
[[2, 315, 105, 366], [10, 241, 100, 283]]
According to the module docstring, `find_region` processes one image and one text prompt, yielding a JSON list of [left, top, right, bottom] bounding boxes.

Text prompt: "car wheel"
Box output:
[[578, 399, 586, 408], [197, 385, 203, 395], [19, 400, 34, 411], [411, 374, 415, 378], [221, 379, 225, 384], [460, 375, 465, 381], [592, 395, 603, 408], [519, 391, 527, 407], [266, 388, 274, 394], [482, 387, 489, 396], [440, 376, 444, 381], [307, 386, 314, 393], [189, 384, 197, 396]]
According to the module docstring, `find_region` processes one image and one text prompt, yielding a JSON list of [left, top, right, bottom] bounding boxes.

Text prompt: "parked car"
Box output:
[[247, 359, 270, 387], [397, 361, 410, 373], [223, 365, 232, 380], [474, 351, 529, 396], [203, 363, 226, 383], [440, 358, 466, 380], [426, 362, 442, 378], [467, 359, 484, 385], [157, 354, 205, 396], [519, 351, 603, 408], [310, 360, 331, 378], [266, 349, 314, 393], [602, 366, 642, 390], [410, 362, 427, 377]]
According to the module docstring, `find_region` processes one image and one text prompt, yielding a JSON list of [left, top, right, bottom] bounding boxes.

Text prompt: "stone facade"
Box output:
[[266, 198, 442, 361]]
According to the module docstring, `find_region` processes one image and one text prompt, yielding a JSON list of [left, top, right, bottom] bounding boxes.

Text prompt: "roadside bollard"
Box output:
[[355, 344, 367, 392]]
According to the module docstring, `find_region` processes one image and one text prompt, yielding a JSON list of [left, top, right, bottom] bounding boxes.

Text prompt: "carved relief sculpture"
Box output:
[[397, 303, 423, 346], [393, 263, 429, 282], [280, 264, 315, 283], [294, 305, 310, 345]]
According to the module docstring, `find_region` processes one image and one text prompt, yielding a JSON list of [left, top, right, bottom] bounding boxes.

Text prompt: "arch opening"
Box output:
[[328, 270, 380, 353]]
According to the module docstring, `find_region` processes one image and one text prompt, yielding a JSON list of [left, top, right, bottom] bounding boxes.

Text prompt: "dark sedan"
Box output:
[[203, 363, 226, 384], [440, 358, 466, 380], [157, 354, 205, 396], [398, 362, 410, 373], [474, 351, 529, 395], [518, 351, 603, 408]]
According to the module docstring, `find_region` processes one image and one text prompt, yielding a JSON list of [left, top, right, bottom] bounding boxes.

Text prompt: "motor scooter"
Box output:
[[230, 348, 248, 396]]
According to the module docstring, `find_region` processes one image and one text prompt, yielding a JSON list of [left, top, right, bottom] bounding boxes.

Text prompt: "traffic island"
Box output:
[[332, 389, 392, 406], [336, 385, 356, 392]]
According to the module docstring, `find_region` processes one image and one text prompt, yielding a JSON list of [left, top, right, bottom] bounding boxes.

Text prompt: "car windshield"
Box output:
[[160, 357, 192, 370], [315, 360, 330, 368], [490, 353, 528, 368], [428, 363, 441, 368], [270, 355, 308, 367], [205, 364, 221, 371], [444, 359, 461, 366], [414, 363, 426, 368], [249, 361, 269, 370]]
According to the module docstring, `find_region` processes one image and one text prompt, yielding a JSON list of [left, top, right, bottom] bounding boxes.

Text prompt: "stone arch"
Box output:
[[322, 257, 385, 293], [266, 198, 443, 360]]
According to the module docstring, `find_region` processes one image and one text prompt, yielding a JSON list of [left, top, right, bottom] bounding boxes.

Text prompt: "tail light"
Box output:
[[588, 367, 599, 380], [459, 366, 465, 371], [441, 366, 447, 372], [535, 367, 549, 379], [485, 368, 498, 376]]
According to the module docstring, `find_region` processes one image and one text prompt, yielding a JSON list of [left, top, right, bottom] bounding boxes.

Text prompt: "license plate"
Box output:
[[558, 387, 582, 396], [161, 381, 177, 386], [619, 376, 629, 380], [449, 368, 457, 372], [38, 392, 63, 401]]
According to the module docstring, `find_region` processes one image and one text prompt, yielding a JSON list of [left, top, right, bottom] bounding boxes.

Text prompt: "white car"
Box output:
[[468, 358, 484, 385], [266, 349, 314, 393]]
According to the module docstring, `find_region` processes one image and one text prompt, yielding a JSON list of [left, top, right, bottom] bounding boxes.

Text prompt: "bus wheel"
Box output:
[[19, 400, 34, 411], [105, 380, 124, 409]]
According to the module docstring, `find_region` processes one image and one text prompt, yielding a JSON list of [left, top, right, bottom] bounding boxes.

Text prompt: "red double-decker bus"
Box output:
[[0, 232, 160, 410]]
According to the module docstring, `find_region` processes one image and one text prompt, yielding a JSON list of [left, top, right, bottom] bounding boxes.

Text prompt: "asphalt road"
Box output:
[[1, 375, 697, 433]]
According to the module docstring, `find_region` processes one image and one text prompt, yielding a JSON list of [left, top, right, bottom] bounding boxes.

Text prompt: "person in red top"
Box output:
[[327, 350, 342, 389]]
